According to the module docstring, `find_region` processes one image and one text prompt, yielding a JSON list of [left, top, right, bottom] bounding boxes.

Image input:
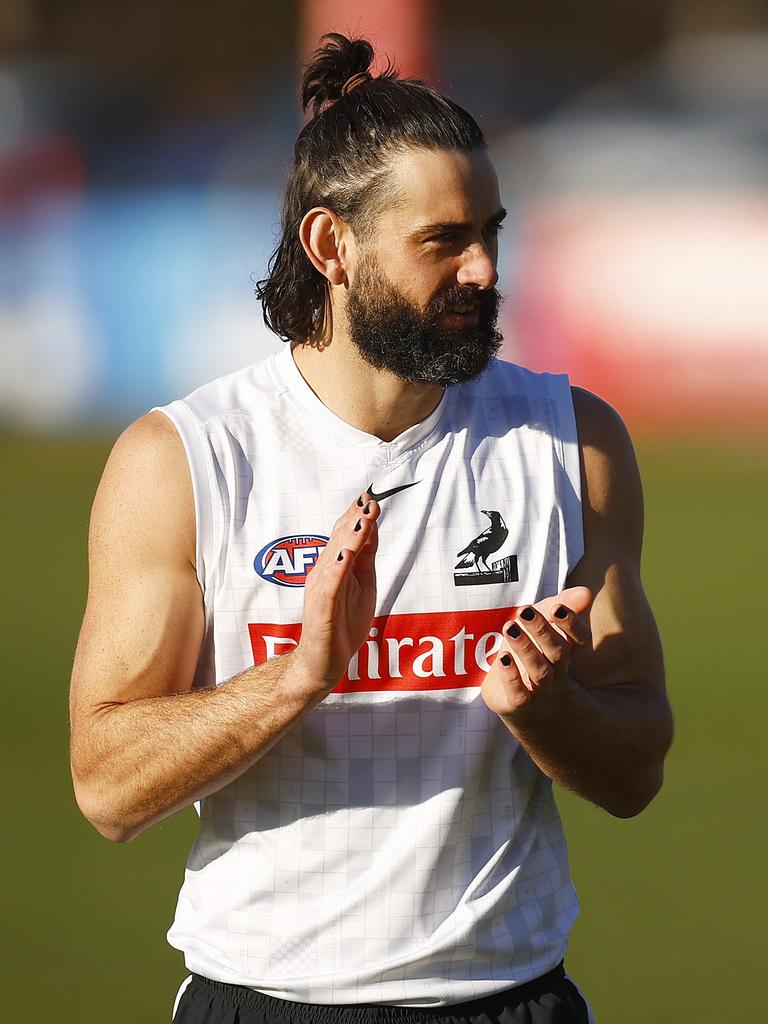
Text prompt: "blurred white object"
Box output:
[[495, 31, 768, 429], [165, 298, 281, 399], [0, 290, 103, 427]]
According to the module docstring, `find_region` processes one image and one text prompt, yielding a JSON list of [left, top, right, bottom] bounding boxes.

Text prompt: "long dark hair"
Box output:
[[256, 33, 486, 343]]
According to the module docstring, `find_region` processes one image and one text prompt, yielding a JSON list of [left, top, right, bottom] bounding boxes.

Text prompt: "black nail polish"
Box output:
[[356, 496, 364, 507], [500, 653, 511, 666], [520, 607, 535, 621], [354, 519, 361, 532], [507, 624, 521, 638], [363, 504, 370, 515], [554, 605, 568, 619], [337, 552, 343, 561]]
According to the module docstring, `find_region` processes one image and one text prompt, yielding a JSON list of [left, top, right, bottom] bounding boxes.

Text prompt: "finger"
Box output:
[[531, 588, 592, 649], [318, 545, 356, 609], [347, 512, 379, 583], [494, 647, 531, 703], [496, 645, 527, 681], [326, 497, 380, 563], [332, 516, 371, 564], [502, 619, 554, 690], [512, 605, 571, 666], [535, 586, 592, 619], [333, 492, 380, 532], [547, 603, 591, 648], [323, 515, 379, 606], [357, 502, 379, 552], [361, 497, 379, 521], [326, 542, 366, 585]]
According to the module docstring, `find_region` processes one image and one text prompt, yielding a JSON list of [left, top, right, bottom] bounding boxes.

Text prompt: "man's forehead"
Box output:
[[382, 147, 501, 227]]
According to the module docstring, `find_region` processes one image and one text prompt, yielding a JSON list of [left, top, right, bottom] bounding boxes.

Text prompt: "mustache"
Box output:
[[426, 285, 502, 319]]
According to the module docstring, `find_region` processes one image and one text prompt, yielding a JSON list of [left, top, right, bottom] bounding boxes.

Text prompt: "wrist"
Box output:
[[285, 647, 342, 701]]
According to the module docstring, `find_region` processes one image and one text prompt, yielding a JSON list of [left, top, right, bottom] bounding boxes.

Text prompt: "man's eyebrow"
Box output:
[[409, 208, 508, 241]]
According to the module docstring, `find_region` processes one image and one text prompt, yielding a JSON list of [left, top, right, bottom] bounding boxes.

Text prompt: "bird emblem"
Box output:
[[455, 510, 509, 573]]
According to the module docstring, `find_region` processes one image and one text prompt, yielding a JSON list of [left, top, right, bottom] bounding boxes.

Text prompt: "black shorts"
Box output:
[[171, 964, 592, 1023]]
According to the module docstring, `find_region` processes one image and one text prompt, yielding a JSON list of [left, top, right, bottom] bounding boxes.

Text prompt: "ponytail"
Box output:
[[256, 33, 486, 344]]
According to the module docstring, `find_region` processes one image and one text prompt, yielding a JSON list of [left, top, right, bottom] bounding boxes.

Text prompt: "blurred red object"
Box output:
[[0, 134, 85, 214], [509, 196, 768, 433], [299, 0, 436, 81]]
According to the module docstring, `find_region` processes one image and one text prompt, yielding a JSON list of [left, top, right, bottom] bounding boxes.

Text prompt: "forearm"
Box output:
[[71, 651, 324, 842], [499, 676, 673, 817]]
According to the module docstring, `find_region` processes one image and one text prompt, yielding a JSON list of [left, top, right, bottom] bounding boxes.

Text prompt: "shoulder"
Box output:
[[91, 411, 195, 566], [571, 386, 643, 553], [102, 410, 190, 493], [571, 385, 633, 451]]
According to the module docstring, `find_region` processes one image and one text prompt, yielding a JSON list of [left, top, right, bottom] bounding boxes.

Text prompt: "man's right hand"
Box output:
[[296, 493, 380, 692], [69, 415, 381, 842]]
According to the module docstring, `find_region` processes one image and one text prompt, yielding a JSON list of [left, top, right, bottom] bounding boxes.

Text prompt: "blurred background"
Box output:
[[2, 1, 766, 1020]]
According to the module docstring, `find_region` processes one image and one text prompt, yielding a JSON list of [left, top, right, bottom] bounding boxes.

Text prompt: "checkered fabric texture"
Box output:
[[159, 346, 583, 1005]]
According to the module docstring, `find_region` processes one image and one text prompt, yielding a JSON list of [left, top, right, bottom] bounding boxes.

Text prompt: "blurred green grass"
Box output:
[[1, 431, 765, 1021]]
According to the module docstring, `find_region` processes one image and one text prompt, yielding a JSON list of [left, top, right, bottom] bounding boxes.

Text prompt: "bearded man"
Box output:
[[70, 33, 672, 1024]]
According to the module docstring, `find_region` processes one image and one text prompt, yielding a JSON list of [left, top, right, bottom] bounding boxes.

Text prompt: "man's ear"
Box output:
[[299, 207, 354, 286]]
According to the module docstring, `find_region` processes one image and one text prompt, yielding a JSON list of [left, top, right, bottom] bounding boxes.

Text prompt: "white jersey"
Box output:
[[158, 345, 584, 1007]]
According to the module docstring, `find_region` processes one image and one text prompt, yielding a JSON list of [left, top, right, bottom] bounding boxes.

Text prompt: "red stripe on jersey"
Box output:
[[248, 607, 518, 693]]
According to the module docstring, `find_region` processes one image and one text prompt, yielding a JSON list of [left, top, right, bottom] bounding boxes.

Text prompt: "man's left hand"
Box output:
[[481, 587, 593, 721]]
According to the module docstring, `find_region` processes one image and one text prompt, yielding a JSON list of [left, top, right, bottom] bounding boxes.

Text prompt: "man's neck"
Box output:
[[291, 339, 444, 443]]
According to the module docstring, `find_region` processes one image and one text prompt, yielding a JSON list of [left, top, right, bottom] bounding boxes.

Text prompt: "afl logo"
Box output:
[[254, 535, 329, 588]]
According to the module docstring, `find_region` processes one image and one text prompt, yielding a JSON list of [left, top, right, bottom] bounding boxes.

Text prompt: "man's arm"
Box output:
[[481, 388, 673, 817], [69, 412, 379, 842]]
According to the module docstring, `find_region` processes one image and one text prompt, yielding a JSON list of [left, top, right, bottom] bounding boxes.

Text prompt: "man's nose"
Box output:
[[456, 242, 498, 291]]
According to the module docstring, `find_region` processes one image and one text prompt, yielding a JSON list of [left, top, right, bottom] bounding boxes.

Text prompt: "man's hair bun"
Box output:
[[302, 33, 389, 117], [259, 31, 485, 343]]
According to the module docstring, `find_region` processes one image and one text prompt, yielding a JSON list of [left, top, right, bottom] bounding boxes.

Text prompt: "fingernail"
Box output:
[[356, 496, 364, 507], [507, 624, 521, 638], [554, 605, 568, 619], [500, 653, 512, 666], [520, 607, 535, 621], [354, 519, 361, 532], [363, 503, 370, 514], [337, 552, 343, 561]]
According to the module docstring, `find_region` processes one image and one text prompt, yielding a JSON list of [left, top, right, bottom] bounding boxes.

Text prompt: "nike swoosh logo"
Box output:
[[367, 480, 421, 502]]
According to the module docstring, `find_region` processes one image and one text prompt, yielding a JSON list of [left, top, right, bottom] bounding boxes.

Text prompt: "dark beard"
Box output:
[[346, 256, 503, 387]]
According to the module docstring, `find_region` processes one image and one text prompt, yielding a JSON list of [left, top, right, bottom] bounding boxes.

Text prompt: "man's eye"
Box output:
[[484, 223, 504, 236]]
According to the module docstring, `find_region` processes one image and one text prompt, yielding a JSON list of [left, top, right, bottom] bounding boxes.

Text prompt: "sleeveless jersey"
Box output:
[[158, 345, 584, 1007]]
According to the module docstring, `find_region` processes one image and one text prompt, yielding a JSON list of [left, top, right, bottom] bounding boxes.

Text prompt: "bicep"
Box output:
[[70, 413, 205, 724], [565, 388, 666, 697]]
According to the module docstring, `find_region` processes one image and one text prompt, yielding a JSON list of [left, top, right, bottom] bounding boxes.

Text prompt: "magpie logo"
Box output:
[[454, 510, 518, 587], [367, 480, 420, 502]]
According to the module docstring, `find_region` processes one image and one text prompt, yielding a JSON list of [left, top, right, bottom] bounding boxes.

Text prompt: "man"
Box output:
[[70, 33, 672, 1024]]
